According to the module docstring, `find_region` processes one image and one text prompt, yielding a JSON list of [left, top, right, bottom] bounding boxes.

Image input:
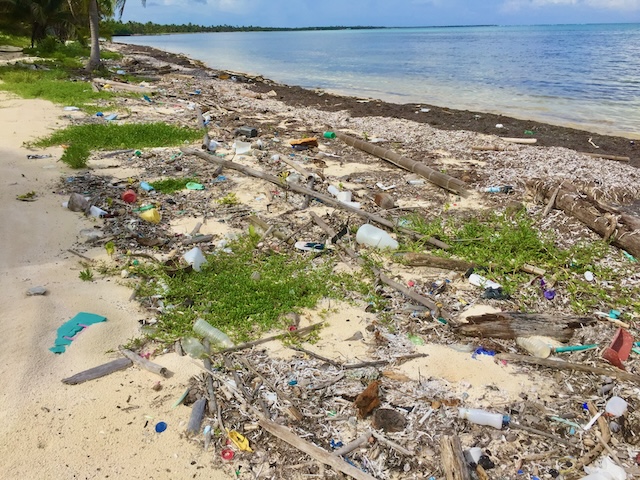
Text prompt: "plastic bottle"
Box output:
[[193, 318, 234, 349], [181, 336, 208, 358], [468, 273, 501, 290], [605, 396, 628, 417], [122, 189, 137, 203], [516, 336, 552, 359], [355, 224, 399, 250], [183, 247, 207, 272], [459, 408, 504, 429]]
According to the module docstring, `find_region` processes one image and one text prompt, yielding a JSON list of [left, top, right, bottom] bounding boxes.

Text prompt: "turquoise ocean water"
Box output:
[[117, 24, 640, 138]]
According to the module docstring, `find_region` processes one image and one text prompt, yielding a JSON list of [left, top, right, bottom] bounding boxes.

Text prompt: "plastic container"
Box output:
[[355, 224, 399, 250], [140, 181, 154, 192], [323, 131, 336, 139], [139, 207, 161, 224], [605, 396, 628, 417], [516, 336, 551, 358], [183, 247, 207, 272], [466, 447, 483, 464], [459, 408, 504, 429], [468, 273, 501, 290], [193, 318, 234, 349], [181, 336, 208, 358], [122, 189, 137, 203]]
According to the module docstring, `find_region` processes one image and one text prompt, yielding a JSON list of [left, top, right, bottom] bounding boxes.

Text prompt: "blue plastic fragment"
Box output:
[[330, 439, 344, 450], [288, 380, 298, 386], [472, 347, 496, 358], [609, 309, 621, 319], [155, 421, 167, 433]]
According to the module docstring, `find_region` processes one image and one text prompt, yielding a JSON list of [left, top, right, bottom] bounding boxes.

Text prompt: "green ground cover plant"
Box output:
[[32, 123, 202, 168], [405, 210, 640, 316], [150, 177, 200, 193], [132, 234, 372, 344]]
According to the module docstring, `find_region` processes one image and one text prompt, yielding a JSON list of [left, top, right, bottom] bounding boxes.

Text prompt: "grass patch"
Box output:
[[32, 123, 202, 168], [0, 64, 114, 107], [150, 177, 200, 193], [0, 33, 30, 48], [405, 210, 640, 316], [134, 234, 370, 343]]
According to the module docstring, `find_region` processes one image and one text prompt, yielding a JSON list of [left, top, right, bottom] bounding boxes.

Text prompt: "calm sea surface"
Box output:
[[117, 24, 640, 138]]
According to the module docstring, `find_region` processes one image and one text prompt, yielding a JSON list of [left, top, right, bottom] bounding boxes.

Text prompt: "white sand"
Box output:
[[0, 92, 228, 479]]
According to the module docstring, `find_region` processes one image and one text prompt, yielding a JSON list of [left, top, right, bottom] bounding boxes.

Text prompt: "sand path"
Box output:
[[0, 92, 228, 479]]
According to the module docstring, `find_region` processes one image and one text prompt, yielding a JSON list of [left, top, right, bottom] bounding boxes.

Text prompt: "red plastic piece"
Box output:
[[602, 327, 634, 370], [122, 189, 137, 203], [221, 448, 235, 461]]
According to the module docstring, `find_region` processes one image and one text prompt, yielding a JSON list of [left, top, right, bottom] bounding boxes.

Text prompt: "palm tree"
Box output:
[[86, 0, 145, 71], [0, 0, 76, 46]]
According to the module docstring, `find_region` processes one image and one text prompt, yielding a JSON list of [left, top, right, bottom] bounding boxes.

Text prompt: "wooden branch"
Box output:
[[497, 352, 640, 384], [181, 147, 449, 249], [439, 435, 471, 480], [186, 397, 206, 436], [370, 430, 414, 456], [62, 358, 132, 385], [542, 184, 561, 217], [581, 152, 630, 162], [527, 179, 640, 258], [211, 322, 326, 355], [501, 137, 537, 144], [92, 78, 155, 93], [280, 156, 315, 179], [399, 252, 474, 271], [258, 417, 378, 480], [120, 348, 169, 378], [335, 132, 469, 197], [182, 234, 214, 245], [333, 432, 372, 456], [454, 312, 594, 342], [509, 422, 574, 447]]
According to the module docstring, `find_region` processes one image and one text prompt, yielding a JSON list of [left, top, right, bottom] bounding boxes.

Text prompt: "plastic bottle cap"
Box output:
[[155, 421, 167, 433]]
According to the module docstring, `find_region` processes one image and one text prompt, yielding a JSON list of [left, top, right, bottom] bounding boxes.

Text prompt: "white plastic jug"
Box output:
[[355, 224, 398, 250], [459, 408, 503, 429], [183, 247, 207, 272]]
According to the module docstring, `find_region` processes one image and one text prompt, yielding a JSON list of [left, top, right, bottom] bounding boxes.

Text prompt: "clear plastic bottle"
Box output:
[[516, 336, 552, 358], [181, 336, 208, 358], [468, 273, 501, 290], [459, 408, 504, 429], [193, 318, 234, 349]]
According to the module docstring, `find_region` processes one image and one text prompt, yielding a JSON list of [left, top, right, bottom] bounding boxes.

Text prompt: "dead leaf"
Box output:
[[354, 380, 380, 418]]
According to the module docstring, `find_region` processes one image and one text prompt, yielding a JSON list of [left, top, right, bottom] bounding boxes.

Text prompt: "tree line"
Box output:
[[104, 20, 384, 36]]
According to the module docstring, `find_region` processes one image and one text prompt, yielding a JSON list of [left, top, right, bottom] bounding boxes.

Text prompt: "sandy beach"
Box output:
[[1, 41, 639, 479]]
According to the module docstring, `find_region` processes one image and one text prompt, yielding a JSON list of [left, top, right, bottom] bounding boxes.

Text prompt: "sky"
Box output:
[[118, 0, 640, 27]]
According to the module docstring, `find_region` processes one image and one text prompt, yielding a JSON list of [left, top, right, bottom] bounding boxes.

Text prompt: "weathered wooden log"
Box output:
[[181, 147, 449, 249], [182, 234, 214, 245], [62, 358, 132, 385], [453, 312, 594, 342], [399, 252, 474, 271], [582, 152, 630, 162], [186, 397, 207, 436], [335, 132, 469, 197], [498, 353, 640, 385], [258, 417, 377, 480], [120, 348, 170, 378], [440, 435, 471, 480], [501, 137, 537, 144], [527, 180, 640, 258]]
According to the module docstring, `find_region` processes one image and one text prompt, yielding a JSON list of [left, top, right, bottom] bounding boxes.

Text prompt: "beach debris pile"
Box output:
[[48, 43, 640, 479]]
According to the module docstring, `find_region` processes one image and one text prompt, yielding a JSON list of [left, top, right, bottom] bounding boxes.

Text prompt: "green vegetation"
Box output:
[[150, 177, 200, 193], [0, 64, 115, 108], [79, 268, 94, 281], [102, 19, 385, 36], [405, 210, 640, 315], [32, 123, 202, 168], [133, 234, 371, 343]]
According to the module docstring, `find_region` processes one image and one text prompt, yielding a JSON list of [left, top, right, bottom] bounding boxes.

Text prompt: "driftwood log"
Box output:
[[439, 435, 471, 480], [120, 348, 170, 378], [399, 252, 474, 271], [181, 147, 449, 249], [498, 353, 640, 385], [61, 357, 132, 385], [335, 132, 469, 197], [453, 312, 594, 342], [528, 179, 640, 258]]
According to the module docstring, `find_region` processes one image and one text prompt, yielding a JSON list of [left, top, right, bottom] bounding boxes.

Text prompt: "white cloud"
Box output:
[[158, 0, 252, 12], [502, 0, 640, 11]]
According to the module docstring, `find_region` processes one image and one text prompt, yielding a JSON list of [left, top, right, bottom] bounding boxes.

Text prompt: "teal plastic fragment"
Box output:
[[49, 312, 107, 354], [554, 344, 598, 353]]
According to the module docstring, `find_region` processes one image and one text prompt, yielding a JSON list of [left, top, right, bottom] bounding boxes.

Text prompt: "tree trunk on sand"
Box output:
[[87, 0, 101, 71]]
